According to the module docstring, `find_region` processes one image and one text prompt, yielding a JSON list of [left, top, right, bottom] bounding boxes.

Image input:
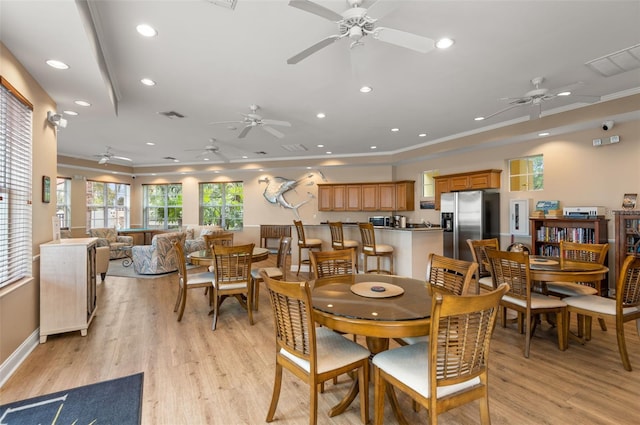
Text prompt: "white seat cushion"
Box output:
[[372, 342, 481, 399], [502, 293, 567, 309], [546, 281, 598, 296], [186, 271, 214, 286], [251, 267, 283, 280], [478, 276, 494, 290], [363, 244, 394, 254], [280, 327, 370, 374], [400, 335, 429, 345], [564, 295, 640, 316], [300, 238, 322, 246], [342, 239, 359, 248]]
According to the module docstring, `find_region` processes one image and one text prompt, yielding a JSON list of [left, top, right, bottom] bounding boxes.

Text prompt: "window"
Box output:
[[56, 177, 71, 228], [422, 170, 438, 198], [199, 182, 243, 230], [86, 181, 131, 229], [0, 78, 33, 288], [509, 155, 543, 192], [143, 184, 182, 229]]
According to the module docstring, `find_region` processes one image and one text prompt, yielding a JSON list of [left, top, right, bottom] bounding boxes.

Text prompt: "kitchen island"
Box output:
[[296, 224, 443, 280]]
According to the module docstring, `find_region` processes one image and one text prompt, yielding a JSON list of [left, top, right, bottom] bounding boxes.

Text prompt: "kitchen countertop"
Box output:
[[318, 222, 442, 231]]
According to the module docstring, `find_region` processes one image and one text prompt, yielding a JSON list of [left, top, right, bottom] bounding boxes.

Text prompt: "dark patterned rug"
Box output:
[[0, 373, 143, 424]]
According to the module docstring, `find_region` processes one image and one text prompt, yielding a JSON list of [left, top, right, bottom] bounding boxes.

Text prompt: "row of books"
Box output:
[[535, 226, 597, 243], [537, 245, 560, 257]]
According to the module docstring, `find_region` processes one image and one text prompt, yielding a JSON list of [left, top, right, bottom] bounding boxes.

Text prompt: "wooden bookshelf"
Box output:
[[530, 217, 609, 257], [614, 210, 640, 284]]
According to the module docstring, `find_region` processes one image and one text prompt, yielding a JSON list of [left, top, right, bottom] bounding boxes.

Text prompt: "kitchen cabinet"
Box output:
[[317, 181, 414, 211], [433, 169, 502, 210], [40, 238, 98, 343], [614, 210, 640, 285]]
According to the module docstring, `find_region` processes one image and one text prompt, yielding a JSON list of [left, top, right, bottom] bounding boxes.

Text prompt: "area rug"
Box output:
[[107, 260, 202, 279], [0, 372, 143, 424]]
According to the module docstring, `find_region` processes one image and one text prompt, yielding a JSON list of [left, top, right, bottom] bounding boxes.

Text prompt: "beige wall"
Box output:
[[0, 43, 57, 367]]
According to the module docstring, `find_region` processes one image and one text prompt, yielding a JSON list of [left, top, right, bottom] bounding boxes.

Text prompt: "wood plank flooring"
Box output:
[[2, 255, 639, 424]]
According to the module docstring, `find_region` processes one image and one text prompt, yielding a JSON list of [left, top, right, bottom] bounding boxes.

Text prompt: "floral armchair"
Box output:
[[132, 232, 186, 275], [88, 227, 134, 260]]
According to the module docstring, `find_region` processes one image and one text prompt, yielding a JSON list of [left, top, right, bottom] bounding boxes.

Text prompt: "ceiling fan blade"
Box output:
[[209, 120, 243, 125], [366, 0, 400, 19], [98, 157, 108, 165], [287, 34, 343, 64], [214, 151, 230, 163], [288, 0, 343, 22], [112, 155, 132, 162], [238, 125, 252, 139], [479, 104, 522, 121], [262, 125, 285, 139], [261, 119, 291, 127], [372, 27, 435, 53]]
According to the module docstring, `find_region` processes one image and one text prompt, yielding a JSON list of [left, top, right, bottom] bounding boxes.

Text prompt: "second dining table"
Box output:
[[312, 273, 431, 420], [187, 246, 270, 265]]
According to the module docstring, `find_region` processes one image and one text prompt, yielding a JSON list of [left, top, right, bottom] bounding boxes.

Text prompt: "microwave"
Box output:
[[369, 216, 390, 227]]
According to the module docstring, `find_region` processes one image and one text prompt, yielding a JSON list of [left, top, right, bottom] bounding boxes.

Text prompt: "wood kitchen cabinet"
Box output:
[[346, 185, 362, 211], [318, 185, 333, 211], [318, 181, 415, 212], [433, 169, 502, 210], [332, 185, 346, 210], [361, 184, 379, 211], [378, 183, 396, 211], [395, 181, 415, 211]]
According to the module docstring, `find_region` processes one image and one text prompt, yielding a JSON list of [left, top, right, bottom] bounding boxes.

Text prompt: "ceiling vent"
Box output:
[[585, 43, 640, 77], [163, 156, 178, 161], [280, 144, 308, 152], [158, 111, 185, 119], [254, 151, 267, 155], [205, 0, 237, 10]]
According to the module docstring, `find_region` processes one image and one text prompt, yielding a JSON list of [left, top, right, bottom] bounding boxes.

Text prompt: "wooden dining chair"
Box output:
[[210, 243, 255, 330], [310, 248, 357, 282], [466, 238, 500, 293], [172, 241, 214, 321], [261, 272, 370, 425], [372, 283, 509, 425], [396, 253, 478, 346], [564, 255, 640, 371], [359, 222, 394, 275], [203, 231, 234, 252], [251, 236, 291, 311], [293, 220, 324, 276], [485, 249, 568, 358], [328, 221, 359, 271]]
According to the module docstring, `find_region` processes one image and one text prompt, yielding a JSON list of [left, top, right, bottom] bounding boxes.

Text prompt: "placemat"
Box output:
[[530, 257, 559, 266], [350, 282, 405, 298]]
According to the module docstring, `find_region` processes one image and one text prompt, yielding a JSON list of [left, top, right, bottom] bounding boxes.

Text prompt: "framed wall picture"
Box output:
[[42, 175, 51, 203], [510, 199, 530, 236], [622, 193, 637, 210]]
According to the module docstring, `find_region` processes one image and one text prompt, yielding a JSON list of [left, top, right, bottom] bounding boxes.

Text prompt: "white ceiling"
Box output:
[[2, 0, 640, 168]]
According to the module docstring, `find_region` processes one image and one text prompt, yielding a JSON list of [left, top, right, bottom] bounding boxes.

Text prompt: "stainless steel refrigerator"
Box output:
[[440, 190, 500, 261]]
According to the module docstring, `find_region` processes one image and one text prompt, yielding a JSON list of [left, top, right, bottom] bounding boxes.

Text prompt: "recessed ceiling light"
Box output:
[[474, 116, 485, 121], [151, 173, 157, 176], [326, 151, 332, 154], [242, 155, 248, 159], [359, 86, 373, 93], [370, 146, 377, 149], [74, 100, 91, 107], [391, 128, 399, 132], [63, 110, 78, 116], [203, 158, 210, 161], [141, 78, 156, 86], [317, 144, 324, 148], [46, 59, 69, 70], [214, 170, 221, 173], [538, 132, 550, 136], [557, 91, 571, 96], [306, 166, 312, 169], [146, 142, 155, 146], [173, 159, 179, 163], [136, 24, 157, 37], [418, 133, 427, 137], [436, 38, 455, 49], [316, 112, 326, 119]]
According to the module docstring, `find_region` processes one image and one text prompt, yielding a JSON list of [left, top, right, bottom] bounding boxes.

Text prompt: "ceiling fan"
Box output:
[[93, 146, 132, 165], [477, 77, 601, 121], [209, 104, 291, 139], [287, 0, 436, 64], [186, 140, 230, 162]]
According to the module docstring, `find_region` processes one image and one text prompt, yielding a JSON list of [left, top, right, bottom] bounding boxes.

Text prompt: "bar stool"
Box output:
[[293, 220, 323, 276], [328, 221, 359, 272], [358, 222, 394, 274]]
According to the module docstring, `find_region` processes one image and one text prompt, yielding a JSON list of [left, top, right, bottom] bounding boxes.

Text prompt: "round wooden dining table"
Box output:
[[187, 246, 270, 266], [528, 255, 609, 293], [312, 273, 431, 420]]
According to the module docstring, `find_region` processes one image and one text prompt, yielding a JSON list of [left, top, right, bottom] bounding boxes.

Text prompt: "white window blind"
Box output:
[[0, 78, 33, 288]]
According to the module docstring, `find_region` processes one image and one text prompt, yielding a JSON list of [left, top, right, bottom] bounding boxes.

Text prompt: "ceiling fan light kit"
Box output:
[[209, 104, 291, 139]]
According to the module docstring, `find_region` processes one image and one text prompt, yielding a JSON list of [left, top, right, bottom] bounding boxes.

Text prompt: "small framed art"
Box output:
[[622, 193, 637, 210], [42, 176, 51, 203]]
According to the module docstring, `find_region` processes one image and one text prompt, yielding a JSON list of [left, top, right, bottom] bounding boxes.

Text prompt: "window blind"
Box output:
[[0, 78, 33, 287]]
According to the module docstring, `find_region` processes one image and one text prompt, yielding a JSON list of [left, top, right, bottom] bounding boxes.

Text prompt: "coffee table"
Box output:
[[112, 246, 133, 267]]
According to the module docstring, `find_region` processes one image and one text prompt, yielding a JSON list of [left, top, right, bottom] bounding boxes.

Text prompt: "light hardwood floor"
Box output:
[[2, 255, 639, 424]]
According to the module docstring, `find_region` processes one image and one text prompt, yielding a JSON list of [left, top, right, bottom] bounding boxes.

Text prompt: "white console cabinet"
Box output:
[[40, 237, 98, 343]]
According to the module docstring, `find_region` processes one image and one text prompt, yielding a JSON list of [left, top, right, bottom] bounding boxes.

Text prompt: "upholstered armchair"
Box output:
[[61, 229, 110, 281], [88, 227, 134, 260], [132, 232, 186, 275]]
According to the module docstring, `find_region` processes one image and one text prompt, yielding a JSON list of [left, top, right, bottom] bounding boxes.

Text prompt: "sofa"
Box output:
[[132, 232, 186, 275], [88, 227, 134, 260], [181, 224, 225, 254], [61, 229, 110, 281]]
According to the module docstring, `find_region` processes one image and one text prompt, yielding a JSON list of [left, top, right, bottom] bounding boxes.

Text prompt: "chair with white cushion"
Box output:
[[359, 222, 394, 275], [372, 283, 508, 425], [172, 241, 214, 322], [328, 221, 359, 271], [293, 220, 323, 276], [251, 236, 291, 311], [467, 238, 500, 293], [564, 255, 640, 371]]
